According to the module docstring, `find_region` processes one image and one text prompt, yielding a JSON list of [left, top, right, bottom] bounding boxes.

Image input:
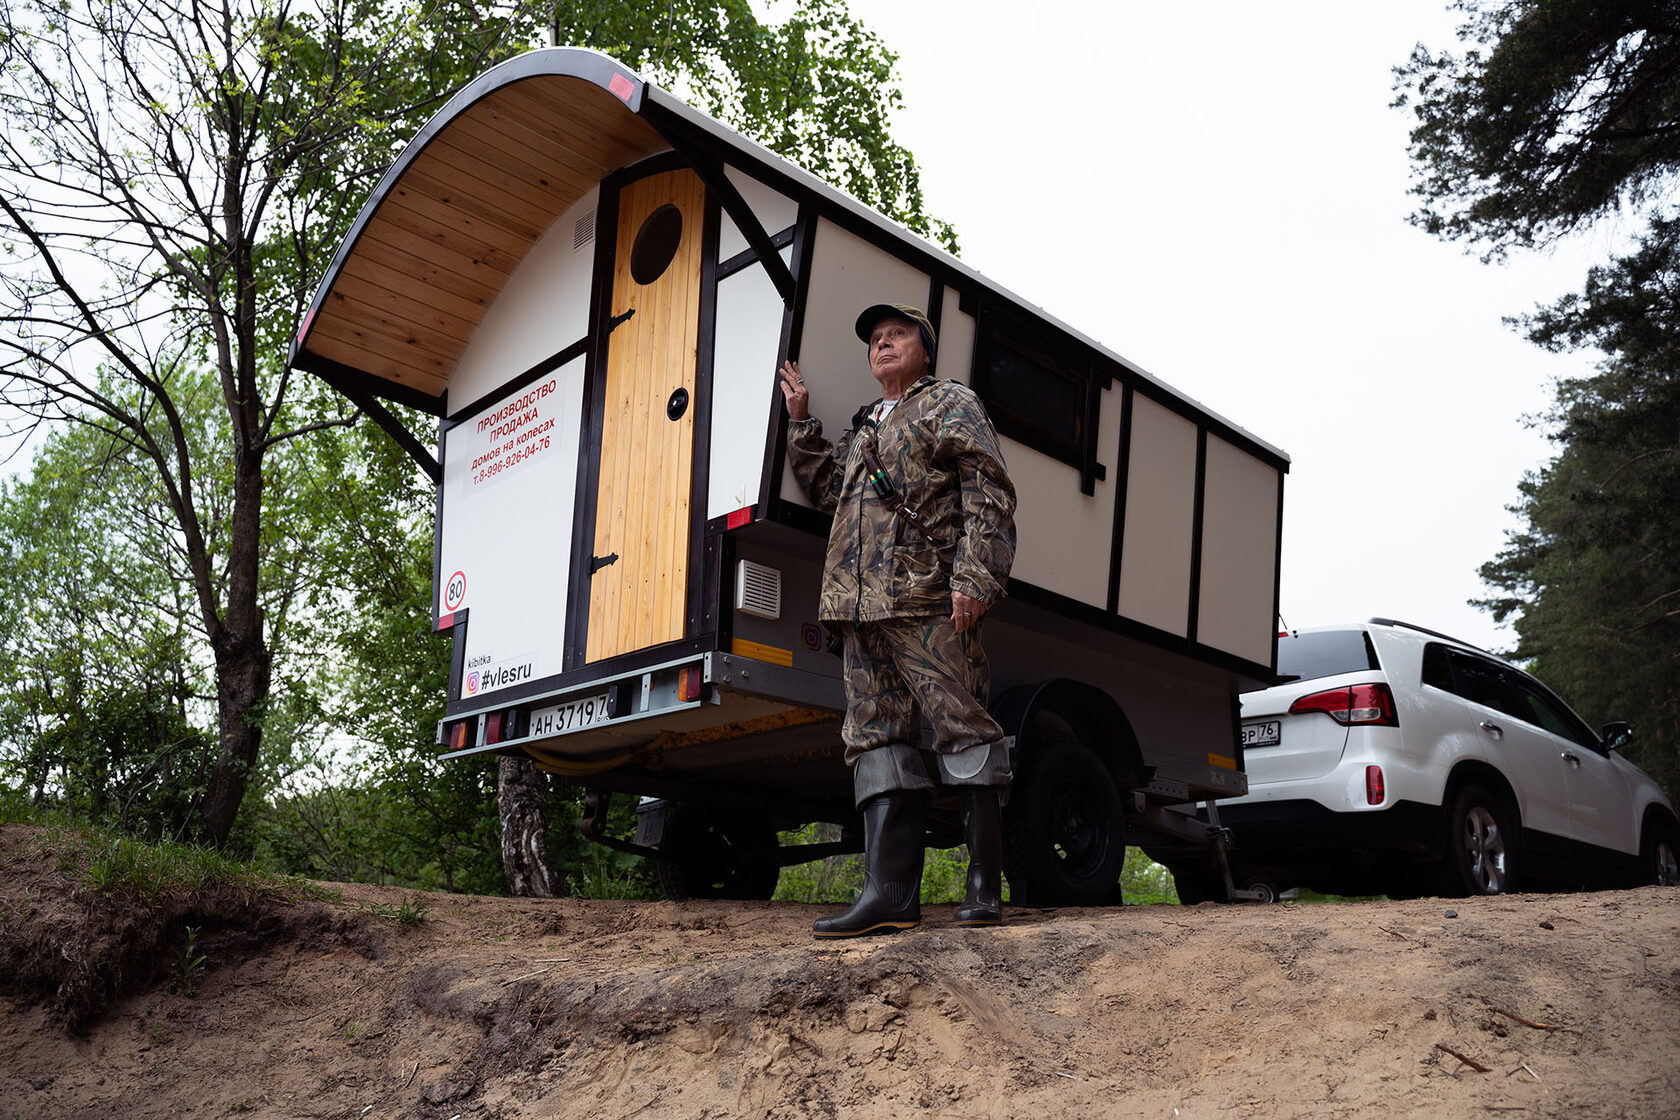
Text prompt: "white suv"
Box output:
[[1185, 619, 1678, 900]]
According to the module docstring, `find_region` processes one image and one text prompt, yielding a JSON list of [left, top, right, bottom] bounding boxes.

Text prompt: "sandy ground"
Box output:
[[2, 823, 1678, 1119]]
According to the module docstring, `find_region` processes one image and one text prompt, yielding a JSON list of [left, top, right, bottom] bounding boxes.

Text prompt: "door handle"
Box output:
[[1479, 720, 1502, 739], [1561, 751, 1581, 766]]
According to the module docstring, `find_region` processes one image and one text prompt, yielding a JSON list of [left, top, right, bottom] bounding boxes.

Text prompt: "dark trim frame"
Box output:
[[563, 162, 627, 672], [641, 99, 797, 304], [1107, 383, 1136, 615], [717, 226, 796, 282], [685, 186, 724, 637], [1185, 427, 1209, 645], [760, 207, 818, 520]]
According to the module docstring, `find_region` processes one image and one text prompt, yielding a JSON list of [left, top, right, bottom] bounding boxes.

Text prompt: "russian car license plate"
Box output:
[[1242, 720, 1281, 748], [529, 693, 610, 736]]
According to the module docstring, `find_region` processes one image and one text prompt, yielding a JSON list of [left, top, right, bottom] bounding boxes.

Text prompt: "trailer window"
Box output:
[[971, 316, 1101, 490]]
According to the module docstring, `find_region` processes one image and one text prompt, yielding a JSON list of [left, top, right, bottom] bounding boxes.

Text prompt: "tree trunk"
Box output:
[[498, 756, 557, 897], [198, 627, 273, 846]]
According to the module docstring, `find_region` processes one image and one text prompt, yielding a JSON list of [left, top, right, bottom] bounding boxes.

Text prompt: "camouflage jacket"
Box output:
[[786, 375, 1017, 623]]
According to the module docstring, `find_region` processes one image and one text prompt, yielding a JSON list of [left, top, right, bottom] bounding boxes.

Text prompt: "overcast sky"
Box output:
[[831, 0, 1610, 655]]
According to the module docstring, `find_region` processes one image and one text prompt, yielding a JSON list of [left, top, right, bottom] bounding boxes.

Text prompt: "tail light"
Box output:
[[677, 666, 703, 702], [1366, 765, 1386, 805], [1288, 682, 1398, 726]]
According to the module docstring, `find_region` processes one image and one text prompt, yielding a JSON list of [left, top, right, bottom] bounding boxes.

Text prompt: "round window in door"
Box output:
[[630, 204, 684, 285]]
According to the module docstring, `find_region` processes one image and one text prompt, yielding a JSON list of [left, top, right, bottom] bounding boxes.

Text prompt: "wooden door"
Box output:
[[586, 169, 705, 662]]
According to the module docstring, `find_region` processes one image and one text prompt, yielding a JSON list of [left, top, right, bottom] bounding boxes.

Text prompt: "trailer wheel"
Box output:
[[655, 804, 781, 900], [1002, 732, 1127, 906]]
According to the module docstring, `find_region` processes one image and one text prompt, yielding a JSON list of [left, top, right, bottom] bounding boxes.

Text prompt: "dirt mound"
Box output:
[[2, 823, 1677, 1118]]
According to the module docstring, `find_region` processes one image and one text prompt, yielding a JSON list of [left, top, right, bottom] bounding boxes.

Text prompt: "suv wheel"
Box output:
[[1440, 783, 1518, 896], [1641, 817, 1680, 887]]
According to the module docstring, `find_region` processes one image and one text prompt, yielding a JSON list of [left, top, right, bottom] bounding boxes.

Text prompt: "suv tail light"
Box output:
[[1288, 682, 1398, 726]]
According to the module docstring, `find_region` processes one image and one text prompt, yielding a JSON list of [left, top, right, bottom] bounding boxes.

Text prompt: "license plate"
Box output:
[[1242, 720, 1281, 748], [529, 693, 610, 736]]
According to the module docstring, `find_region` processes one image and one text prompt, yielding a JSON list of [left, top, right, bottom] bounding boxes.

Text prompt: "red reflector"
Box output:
[[485, 712, 505, 745], [678, 667, 702, 702], [1288, 682, 1398, 726], [1366, 765, 1386, 805], [608, 72, 635, 102], [726, 506, 753, 530], [436, 611, 455, 632]]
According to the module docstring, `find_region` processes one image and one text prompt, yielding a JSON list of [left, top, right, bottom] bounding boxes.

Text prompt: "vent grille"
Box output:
[[573, 209, 596, 251], [735, 560, 782, 620]]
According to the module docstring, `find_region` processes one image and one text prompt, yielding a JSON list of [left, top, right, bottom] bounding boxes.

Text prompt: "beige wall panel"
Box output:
[[452, 188, 600, 409], [780, 219, 929, 508], [1196, 437, 1280, 666], [717, 167, 799, 262], [1118, 395, 1198, 636], [936, 289, 975, 386], [1003, 379, 1121, 608]]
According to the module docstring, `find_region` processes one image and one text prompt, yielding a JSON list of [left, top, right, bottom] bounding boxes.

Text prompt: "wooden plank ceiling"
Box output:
[[300, 75, 669, 404]]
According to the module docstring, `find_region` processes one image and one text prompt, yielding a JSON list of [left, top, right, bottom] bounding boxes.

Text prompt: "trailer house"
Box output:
[[290, 48, 1291, 904]]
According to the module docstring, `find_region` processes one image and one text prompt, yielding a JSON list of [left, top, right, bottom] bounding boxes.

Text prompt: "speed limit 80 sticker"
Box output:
[[444, 570, 467, 612]]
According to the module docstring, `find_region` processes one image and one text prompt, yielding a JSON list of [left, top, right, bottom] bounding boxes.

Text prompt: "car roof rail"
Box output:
[[1366, 617, 1492, 655]]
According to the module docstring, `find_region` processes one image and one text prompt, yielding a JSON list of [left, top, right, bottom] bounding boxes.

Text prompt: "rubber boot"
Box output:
[[813, 792, 926, 938], [954, 788, 1004, 927]]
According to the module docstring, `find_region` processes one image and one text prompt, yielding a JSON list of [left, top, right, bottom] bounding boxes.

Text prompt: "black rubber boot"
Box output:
[[954, 788, 1004, 927], [813, 792, 926, 938]]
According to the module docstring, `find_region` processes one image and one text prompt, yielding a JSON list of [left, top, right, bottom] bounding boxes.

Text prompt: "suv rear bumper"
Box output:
[[1216, 798, 1444, 862]]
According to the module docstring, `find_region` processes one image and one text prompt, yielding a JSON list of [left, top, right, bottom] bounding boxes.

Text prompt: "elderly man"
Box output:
[[779, 303, 1017, 938]]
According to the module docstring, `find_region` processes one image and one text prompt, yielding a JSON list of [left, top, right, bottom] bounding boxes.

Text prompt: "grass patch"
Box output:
[[83, 833, 269, 901], [358, 895, 431, 925]]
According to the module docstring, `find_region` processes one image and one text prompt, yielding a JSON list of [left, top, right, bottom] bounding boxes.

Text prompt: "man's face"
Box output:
[[867, 316, 928, 388]]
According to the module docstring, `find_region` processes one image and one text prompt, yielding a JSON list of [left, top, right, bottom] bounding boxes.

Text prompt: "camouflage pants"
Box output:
[[840, 616, 1006, 774]]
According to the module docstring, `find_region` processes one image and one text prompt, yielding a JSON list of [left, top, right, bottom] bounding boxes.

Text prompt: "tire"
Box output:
[[1640, 817, 1680, 887], [655, 804, 781, 900], [1439, 784, 1519, 896], [1237, 874, 1281, 904], [1002, 733, 1127, 906]]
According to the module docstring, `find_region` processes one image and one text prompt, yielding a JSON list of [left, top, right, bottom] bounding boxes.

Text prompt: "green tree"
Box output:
[[1394, 0, 1680, 257], [0, 0, 528, 845], [1477, 221, 1680, 794], [0, 422, 210, 835], [1396, 0, 1679, 796], [0, 0, 952, 882]]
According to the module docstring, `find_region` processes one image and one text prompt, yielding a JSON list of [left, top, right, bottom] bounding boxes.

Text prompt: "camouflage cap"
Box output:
[[854, 303, 937, 357]]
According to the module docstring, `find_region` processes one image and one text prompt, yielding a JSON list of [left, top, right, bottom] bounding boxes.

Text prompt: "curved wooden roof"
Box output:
[[293, 47, 1290, 471], [289, 49, 667, 412]]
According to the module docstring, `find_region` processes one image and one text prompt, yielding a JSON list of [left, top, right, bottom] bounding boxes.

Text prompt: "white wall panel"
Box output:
[[1118, 394, 1198, 636], [451, 188, 600, 411], [1196, 436, 1280, 666], [709, 249, 791, 518], [438, 356, 586, 697]]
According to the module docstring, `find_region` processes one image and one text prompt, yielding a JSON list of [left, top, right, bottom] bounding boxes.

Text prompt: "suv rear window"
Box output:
[[1276, 629, 1380, 683]]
